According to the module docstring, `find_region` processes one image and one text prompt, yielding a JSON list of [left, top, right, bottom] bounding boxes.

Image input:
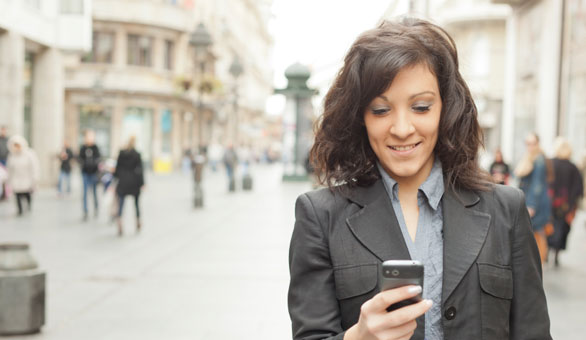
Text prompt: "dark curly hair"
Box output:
[[310, 17, 492, 192]]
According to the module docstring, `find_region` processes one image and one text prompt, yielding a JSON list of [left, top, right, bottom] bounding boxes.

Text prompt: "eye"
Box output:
[[412, 105, 431, 113], [371, 108, 389, 115]]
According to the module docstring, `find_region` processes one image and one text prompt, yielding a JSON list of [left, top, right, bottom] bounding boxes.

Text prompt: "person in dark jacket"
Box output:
[[57, 141, 74, 196], [79, 130, 101, 220], [114, 136, 144, 236], [489, 148, 510, 185], [289, 18, 551, 340], [547, 137, 584, 266]]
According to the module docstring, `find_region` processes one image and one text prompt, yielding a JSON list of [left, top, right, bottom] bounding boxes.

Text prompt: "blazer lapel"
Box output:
[[442, 187, 491, 302], [345, 180, 411, 262]]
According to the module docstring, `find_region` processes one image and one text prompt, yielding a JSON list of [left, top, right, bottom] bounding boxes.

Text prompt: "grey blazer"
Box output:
[[288, 179, 552, 340]]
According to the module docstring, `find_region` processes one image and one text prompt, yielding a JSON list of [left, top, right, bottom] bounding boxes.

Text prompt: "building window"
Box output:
[[82, 32, 114, 63], [60, 0, 83, 14], [128, 35, 153, 67], [164, 40, 174, 70]]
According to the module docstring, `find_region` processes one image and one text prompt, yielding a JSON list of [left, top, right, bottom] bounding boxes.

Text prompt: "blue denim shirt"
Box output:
[[378, 159, 445, 340]]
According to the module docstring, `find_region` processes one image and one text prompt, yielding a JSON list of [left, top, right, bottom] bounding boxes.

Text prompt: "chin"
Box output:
[[387, 165, 419, 179]]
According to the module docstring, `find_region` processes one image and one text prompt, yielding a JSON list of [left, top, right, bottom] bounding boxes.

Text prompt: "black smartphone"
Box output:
[[379, 260, 424, 311]]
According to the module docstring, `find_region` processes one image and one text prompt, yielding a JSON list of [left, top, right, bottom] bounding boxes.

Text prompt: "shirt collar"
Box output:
[[377, 158, 445, 211]]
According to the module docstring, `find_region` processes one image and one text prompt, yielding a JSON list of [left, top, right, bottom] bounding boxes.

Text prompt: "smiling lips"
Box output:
[[389, 142, 422, 152]]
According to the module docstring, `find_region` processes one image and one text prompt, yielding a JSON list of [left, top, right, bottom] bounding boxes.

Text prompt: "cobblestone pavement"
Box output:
[[0, 163, 584, 339]]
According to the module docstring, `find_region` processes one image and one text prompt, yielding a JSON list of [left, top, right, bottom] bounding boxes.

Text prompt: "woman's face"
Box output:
[[364, 63, 442, 184]]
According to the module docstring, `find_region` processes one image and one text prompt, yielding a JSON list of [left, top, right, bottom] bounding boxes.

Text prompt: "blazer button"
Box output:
[[444, 306, 457, 320]]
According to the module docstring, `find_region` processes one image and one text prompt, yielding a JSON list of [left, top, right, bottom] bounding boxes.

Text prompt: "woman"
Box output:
[[514, 132, 552, 262], [114, 136, 144, 236], [489, 149, 510, 185], [288, 18, 551, 340], [6, 135, 39, 216], [547, 137, 583, 266]]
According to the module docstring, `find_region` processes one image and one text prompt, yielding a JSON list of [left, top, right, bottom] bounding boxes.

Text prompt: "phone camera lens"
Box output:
[[391, 269, 400, 276]]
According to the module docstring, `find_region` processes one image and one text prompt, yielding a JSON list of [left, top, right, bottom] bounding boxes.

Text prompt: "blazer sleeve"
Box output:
[[288, 193, 345, 340], [510, 190, 552, 340]]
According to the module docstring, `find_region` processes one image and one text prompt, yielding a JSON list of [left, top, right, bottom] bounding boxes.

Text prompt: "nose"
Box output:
[[389, 110, 415, 139]]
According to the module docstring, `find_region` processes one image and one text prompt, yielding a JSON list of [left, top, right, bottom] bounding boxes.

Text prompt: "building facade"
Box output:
[[0, 0, 92, 183], [494, 0, 586, 164], [64, 0, 274, 171]]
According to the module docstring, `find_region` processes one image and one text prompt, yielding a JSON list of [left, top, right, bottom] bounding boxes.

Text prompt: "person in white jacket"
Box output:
[[6, 135, 39, 215]]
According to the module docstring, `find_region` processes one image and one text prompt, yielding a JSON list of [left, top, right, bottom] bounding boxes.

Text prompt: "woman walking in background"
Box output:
[[114, 136, 144, 236], [515, 132, 552, 263], [6, 135, 39, 216], [547, 137, 584, 267]]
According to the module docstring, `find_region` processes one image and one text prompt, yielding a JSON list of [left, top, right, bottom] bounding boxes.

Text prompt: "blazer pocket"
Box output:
[[478, 263, 513, 340], [478, 263, 513, 299], [334, 264, 378, 300]]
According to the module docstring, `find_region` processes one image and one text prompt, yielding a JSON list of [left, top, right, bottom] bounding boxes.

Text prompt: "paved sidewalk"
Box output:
[[1, 164, 306, 339], [0, 164, 584, 339]]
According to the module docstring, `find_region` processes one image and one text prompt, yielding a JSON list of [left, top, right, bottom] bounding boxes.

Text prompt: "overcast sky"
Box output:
[[266, 0, 392, 115]]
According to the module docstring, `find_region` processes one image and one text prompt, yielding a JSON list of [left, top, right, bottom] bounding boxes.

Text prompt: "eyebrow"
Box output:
[[377, 91, 436, 101]]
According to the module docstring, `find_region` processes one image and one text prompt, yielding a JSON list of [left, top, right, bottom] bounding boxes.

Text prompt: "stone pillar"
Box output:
[[536, 0, 563, 155], [175, 33, 189, 75], [153, 37, 164, 71], [111, 97, 124, 157], [152, 105, 162, 161], [501, 14, 517, 164], [114, 28, 126, 67], [31, 48, 64, 186], [0, 32, 24, 135]]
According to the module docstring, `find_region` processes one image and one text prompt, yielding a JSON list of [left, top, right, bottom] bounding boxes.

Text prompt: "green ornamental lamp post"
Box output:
[[189, 23, 212, 208], [275, 63, 318, 181]]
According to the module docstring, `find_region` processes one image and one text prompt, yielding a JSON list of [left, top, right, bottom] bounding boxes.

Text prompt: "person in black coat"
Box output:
[[114, 136, 144, 236], [79, 130, 101, 220], [547, 137, 584, 266]]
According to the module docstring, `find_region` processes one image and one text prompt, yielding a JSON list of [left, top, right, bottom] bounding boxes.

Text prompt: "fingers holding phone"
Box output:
[[346, 286, 432, 340]]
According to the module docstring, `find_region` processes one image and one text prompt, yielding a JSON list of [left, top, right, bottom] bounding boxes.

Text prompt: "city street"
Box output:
[[1, 163, 585, 339]]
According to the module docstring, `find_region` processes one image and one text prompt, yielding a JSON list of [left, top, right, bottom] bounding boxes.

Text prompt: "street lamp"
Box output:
[[189, 23, 212, 208], [190, 23, 212, 150], [229, 55, 252, 190], [229, 55, 243, 145]]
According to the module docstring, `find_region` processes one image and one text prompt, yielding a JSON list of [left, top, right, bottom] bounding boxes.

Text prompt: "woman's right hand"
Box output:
[[344, 285, 432, 340]]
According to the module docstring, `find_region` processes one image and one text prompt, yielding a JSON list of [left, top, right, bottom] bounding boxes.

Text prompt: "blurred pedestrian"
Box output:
[[6, 135, 39, 216], [223, 144, 238, 192], [289, 18, 551, 340], [114, 136, 144, 236], [0, 126, 9, 201], [57, 141, 74, 196], [79, 130, 101, 220], [207, 142, 224, 172], [238, 144, 252, 175], [547, 137, 584, 267], [515, 132, 552, 263], [489, 148, 510, 185], [0, 126, 8, 167]]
